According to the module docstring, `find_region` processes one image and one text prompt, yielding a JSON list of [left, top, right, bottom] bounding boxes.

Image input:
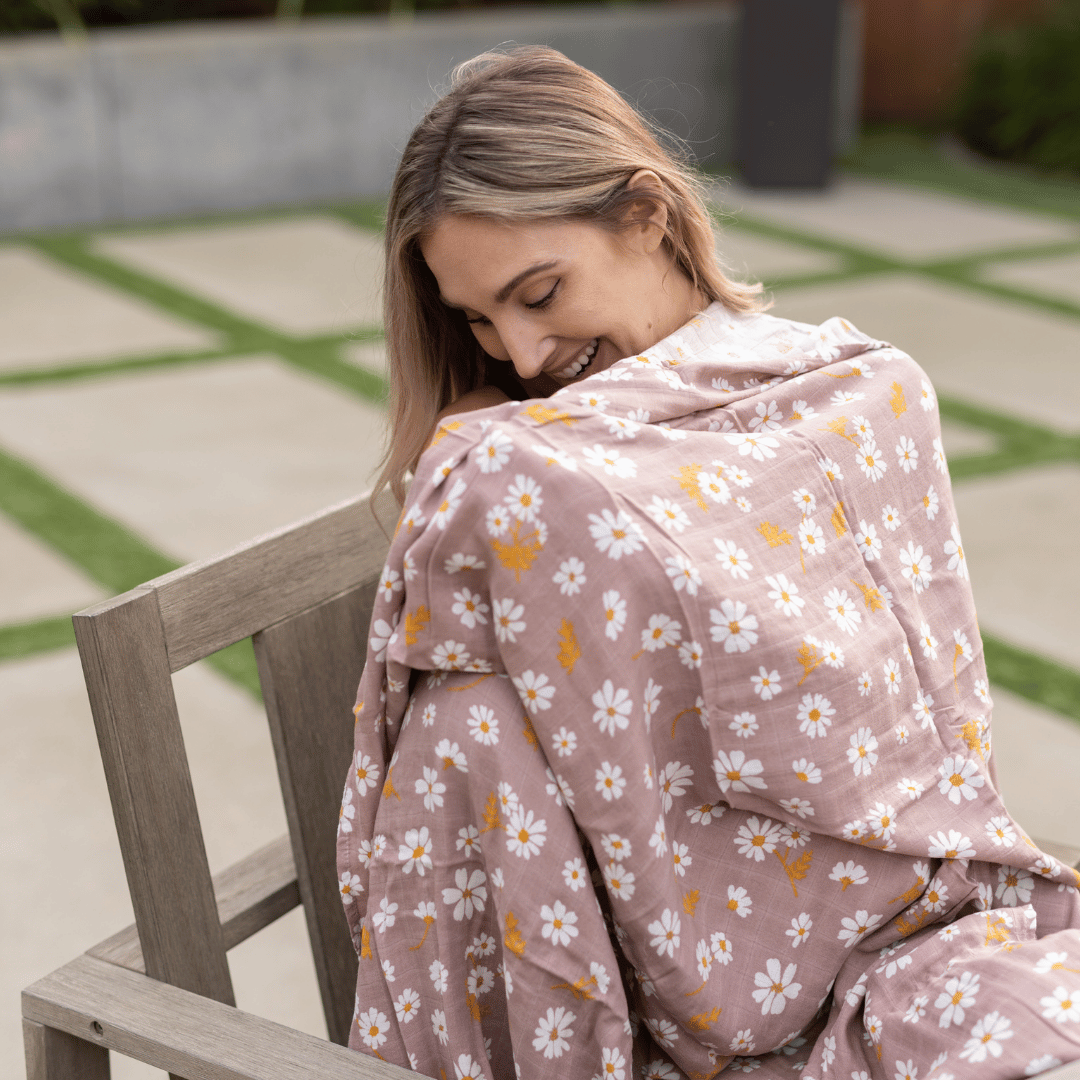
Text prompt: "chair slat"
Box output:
[[254, 583, 376, 1045], [23, 954, 420, 1080], [88, 835, 301, 973], [144, 489, 398, 672], [73, 587, 234, 1006]]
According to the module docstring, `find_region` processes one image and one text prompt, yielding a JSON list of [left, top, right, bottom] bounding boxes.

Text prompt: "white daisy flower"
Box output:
[[854, 520, 882, 561], [856, 439, 887, 482], [798, 517, 825, 556], [751, 667, 781, 700], [766, 573, 805, 617], [491, 597, 525, 643], [823, 587, 862, 636], [473, 428, 514, 472], [752, 959, 802, 1015], [837, 910, 881, 948], [505, 806, 546, 860], [646, 496, 690, 533], [587, 507, 645, 559], [713, 749, 767, 793], [602, 860, 635, 901], [595, 761, 626, 801], [710, 598, 759, 652], [713, 537, 753, 579], [582, 443, 637, 478], [945, 523, 969, 579]]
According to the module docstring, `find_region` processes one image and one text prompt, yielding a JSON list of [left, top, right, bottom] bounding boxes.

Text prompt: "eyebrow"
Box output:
[[440, 259, 560, 309], [495, 260, 559, 304]]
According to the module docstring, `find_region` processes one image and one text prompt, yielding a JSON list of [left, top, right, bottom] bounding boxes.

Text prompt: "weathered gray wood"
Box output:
[[253, 584, 376, 1045], [72, 587, 234, 1006], [89, 836, 301, 973], [147, 488, 398, 672], [24, 954, 421, 1080], [24, 1017, 110, 1080]]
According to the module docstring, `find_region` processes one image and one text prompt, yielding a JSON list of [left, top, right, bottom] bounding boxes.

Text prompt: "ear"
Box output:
[[621, 169, 669, 256]]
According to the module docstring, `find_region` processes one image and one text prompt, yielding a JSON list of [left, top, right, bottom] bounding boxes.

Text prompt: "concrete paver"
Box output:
[[712, 226, 843, 281], [770, 273, 1080, 433], [714, 176, 1080, 261], [952, 463, 1080, 672], [341, 338, 388, 376], [94, 216, 383, 336], [992, 685, 1080, 851], [0, 247, 218, 371], [982, 250, 1080, 308], [0, 512, 106, 625], [0, 355, 386, 563], [938, 418, 999, 458]]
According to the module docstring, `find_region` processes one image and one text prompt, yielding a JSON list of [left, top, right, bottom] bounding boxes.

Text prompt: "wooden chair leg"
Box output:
[[23, 1018, 110, 1080]]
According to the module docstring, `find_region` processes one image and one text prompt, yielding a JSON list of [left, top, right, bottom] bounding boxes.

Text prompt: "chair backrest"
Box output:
[[72, 488, 398, 1046]]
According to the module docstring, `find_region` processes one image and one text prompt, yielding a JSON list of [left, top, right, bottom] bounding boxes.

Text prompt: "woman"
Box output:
[[338, 47, 1080, 1078]]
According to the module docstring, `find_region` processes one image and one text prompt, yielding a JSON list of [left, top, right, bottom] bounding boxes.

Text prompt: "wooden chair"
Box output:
[[21, 489, 417, 1080], [20, 487, 1080, 1079]]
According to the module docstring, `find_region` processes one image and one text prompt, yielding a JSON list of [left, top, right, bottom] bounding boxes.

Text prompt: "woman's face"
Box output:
[[420, 208, 700, 394]]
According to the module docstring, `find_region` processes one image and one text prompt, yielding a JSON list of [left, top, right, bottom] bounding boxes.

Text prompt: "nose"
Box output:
[[497, 317, 556, 381]]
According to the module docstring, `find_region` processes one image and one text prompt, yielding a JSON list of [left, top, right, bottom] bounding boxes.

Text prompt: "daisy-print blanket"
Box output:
[[337, 302, 1080, 1078]]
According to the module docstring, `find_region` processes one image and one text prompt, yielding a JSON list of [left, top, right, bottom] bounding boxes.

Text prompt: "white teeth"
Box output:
[[556, 339, 599, 379]]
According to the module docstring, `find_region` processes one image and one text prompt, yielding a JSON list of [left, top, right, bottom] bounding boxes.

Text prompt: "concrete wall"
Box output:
[[0, 2, 860, 235]]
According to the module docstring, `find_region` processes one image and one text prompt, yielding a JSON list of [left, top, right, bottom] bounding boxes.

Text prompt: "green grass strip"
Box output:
[[20, 236, 389, 405], [939, 397, 1080, 481], [983, 634, 1080, 725], [841, 126, 1080, 225], [208, 638, 262, 700], [0, 615, 76, 662], [0, 447, 264, 697], [0, 446, 178, 594]]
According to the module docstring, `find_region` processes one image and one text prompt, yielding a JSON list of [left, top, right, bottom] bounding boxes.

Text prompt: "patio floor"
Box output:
[[4, 142, 1080, 1078]]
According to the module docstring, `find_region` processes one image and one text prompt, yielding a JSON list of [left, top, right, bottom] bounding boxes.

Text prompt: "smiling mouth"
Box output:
[[556, 338, 598, 380]]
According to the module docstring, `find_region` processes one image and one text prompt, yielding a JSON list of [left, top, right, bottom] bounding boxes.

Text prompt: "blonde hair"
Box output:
[[377, 45, 763, 504]]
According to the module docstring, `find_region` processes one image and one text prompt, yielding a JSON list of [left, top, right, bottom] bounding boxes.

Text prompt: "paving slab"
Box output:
[[0, 512, 106, 625], [952, 463, 1080, 672], [939, 418, 999, 458], [712, 225, 843, 281], [991, 685, 1080, 852], [713, 176, 1079, 261], [769, 273, 1080, 433], [982, 250, 1080, 308], [94, 216, 383, 336], [0, 355, 386, 563], [1, 647, 324, 1080], [0, 246, 218, 372], [341, 338, 388, 377]]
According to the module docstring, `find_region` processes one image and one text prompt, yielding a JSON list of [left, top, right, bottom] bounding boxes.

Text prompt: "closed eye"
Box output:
[[525, 281, 559, 310], [465, 280, 557, 324]]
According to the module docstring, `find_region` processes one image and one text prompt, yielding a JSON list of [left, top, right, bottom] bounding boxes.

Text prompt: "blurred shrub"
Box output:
[[954, 0, 1080, 175]]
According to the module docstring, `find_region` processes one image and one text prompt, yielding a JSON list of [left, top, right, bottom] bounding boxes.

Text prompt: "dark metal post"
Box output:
[[736, 0, 843, 188]]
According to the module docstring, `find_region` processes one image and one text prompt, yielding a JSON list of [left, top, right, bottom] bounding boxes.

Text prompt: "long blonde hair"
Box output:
[[377, 45, 763, 504]]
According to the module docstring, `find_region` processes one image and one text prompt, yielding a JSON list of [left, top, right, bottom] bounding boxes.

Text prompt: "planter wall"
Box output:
[[0, 2, 861, 234]]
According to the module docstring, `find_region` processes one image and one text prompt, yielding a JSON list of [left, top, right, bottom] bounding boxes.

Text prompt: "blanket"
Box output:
[[337, 302, 1080, 1078]]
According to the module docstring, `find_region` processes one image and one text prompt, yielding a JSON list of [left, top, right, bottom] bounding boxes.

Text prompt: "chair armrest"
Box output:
[[87, 835, 301, 972], [23, 952, 419, 1080]]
